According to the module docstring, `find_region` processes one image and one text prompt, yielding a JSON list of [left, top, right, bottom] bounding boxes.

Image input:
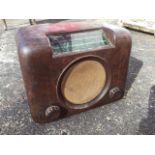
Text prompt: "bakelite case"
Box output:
[[16, 21, 132, 123]]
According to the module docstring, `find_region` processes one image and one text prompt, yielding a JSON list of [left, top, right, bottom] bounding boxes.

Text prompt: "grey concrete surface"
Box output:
[[0, 20, 155, 135]]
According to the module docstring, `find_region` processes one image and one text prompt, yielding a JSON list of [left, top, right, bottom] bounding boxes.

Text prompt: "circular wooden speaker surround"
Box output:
[[61, 60, 107, 105]]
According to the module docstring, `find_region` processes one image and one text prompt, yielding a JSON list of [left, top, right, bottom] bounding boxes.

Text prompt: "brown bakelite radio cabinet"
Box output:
[[16, 21, 132, 123]]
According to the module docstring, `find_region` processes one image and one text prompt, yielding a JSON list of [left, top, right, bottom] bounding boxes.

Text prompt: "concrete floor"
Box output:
[[0, 20, 155, 135]]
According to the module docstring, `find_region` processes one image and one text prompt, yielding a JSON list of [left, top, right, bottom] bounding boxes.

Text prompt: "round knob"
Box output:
[[109, 87, 122, 99], [45, 106, 61, 120]]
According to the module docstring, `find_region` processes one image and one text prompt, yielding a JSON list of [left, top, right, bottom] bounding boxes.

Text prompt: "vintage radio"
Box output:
[[16, 21, 132, 123]]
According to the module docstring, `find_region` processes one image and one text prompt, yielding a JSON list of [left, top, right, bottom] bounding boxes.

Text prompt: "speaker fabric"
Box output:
[[61, 60, 106, 104]]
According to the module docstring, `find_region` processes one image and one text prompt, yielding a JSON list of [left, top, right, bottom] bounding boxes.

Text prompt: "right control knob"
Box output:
[[109, 87, 122, 99]]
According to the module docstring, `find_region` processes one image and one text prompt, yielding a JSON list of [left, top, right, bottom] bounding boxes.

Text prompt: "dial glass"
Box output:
[[48, 30, 109, 54]]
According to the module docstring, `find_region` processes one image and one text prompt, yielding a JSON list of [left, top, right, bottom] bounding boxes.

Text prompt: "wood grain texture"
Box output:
[[16, 21, 131, 123]]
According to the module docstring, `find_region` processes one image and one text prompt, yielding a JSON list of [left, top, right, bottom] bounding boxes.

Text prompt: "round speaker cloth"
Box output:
[[61, 60, 106, 104]]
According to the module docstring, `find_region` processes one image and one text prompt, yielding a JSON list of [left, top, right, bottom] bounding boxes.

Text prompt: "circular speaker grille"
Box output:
[[61, 60, 106, 105]]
